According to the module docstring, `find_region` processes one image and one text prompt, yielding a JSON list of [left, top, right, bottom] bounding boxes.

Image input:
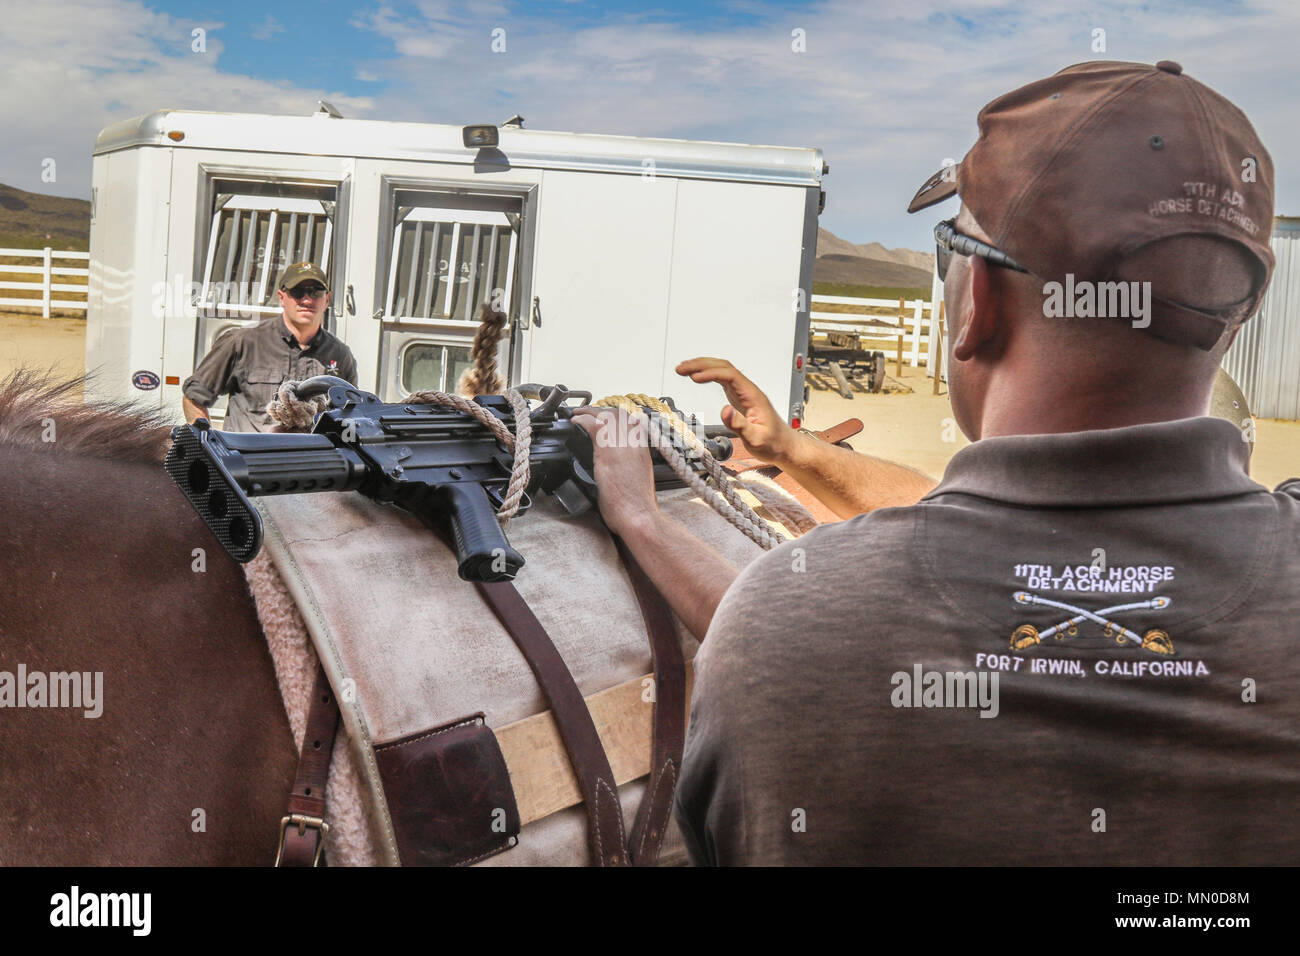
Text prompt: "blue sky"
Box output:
[[2, 0, 1298, 251]]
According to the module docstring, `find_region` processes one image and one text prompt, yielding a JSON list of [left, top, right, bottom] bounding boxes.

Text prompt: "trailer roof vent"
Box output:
[[501, 115, 525, 129], [316, 100, 344, 119]]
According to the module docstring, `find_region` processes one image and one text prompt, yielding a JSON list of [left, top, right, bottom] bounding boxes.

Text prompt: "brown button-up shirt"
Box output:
[[182, 316, 358, 432]]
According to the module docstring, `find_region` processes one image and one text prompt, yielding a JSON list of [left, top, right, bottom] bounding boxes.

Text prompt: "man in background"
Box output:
[[182, 261, 357, 431]]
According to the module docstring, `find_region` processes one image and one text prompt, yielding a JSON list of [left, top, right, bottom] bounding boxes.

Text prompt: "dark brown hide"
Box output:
[[0, 373, 297, 864]]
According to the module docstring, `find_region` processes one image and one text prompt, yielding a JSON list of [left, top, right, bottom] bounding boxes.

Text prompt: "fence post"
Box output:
[[896, 298, 906, 375], [42, 247, 52, 319], [933, 303, 945, 395], [911, 299, 923, 367]]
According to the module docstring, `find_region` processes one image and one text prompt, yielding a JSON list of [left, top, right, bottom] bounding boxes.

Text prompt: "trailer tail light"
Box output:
[[791, 417, 802, 430], [795, 353, 804, 370]]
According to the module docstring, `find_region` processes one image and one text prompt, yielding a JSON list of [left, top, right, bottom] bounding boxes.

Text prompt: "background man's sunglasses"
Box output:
[[935, 219, 1030, 281], [285, 285, 327, 299]]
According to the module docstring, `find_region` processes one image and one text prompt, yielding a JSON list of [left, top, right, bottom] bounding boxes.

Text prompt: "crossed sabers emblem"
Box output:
[[1010, 591, 1175, 655]]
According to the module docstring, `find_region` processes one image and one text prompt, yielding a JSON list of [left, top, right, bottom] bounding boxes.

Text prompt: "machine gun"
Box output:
[[164, 376, 733, 583]]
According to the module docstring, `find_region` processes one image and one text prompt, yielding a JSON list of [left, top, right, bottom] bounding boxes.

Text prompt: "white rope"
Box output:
[[595, 394, 789, 550]]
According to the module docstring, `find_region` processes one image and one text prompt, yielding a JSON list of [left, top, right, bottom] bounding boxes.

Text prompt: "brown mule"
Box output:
[[0, 370, 296, 865]]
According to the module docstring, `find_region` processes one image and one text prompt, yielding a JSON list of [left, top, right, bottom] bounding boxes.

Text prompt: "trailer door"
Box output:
[[375, 191, 522, 401]]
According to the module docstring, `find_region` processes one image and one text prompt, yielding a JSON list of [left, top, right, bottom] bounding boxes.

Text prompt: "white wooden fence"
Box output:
[[0, 247, 90, 317], [810, 293, 940, 370]]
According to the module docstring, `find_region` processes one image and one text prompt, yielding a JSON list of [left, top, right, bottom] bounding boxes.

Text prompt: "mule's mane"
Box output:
[[0, 368, 171, 463]]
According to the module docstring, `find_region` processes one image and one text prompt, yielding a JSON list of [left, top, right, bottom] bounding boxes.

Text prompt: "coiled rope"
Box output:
[[594, 393, 789, 550]]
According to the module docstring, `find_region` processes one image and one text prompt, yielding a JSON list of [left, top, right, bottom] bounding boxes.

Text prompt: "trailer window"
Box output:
[[384, 198, 518, 324], [200, 186, 336, 317], [401, 343, 475, 393]]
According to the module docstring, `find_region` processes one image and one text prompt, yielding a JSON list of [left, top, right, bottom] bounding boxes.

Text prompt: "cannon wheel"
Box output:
[[868, 352, 886, 393]]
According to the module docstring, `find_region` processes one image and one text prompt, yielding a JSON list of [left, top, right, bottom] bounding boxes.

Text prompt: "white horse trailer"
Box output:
[[86, 109, 823, 427]]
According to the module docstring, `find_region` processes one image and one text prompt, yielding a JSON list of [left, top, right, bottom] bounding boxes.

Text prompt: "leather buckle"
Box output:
[[275, 813, 329, 867]]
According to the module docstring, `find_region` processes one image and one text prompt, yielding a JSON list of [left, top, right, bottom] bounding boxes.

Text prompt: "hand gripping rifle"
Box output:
[[164, 376, 733, 583]]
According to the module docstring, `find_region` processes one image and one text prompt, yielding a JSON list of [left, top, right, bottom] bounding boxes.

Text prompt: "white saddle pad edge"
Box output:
[[257, 499, 403, 867]]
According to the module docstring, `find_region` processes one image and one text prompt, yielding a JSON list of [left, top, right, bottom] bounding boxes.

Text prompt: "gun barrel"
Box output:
[[165, 422, 367, 562]]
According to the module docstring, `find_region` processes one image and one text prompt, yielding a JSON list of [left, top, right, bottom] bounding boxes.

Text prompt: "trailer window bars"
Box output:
[[383, 205, 517, 326], [200, 195, 334, 317]]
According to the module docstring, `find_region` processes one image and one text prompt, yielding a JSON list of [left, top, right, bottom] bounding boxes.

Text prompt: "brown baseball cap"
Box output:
[[909, 60, 1275, 350], [279, 261, 330, 292]]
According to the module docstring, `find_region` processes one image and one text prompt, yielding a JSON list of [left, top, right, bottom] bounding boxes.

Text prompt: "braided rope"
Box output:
[[601, 393, 771, 524], [496, 389, 532, 524], [266, 381, 328, 431], [404, 389, 516, 448], [595, 394, 788, 550], [734, 472, 818, 536]]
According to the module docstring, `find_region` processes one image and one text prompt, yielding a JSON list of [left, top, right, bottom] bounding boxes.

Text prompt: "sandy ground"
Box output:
[[4, 311, 1299, 491], [0, 311, 87, 380], [804, 363, 1300, 492]]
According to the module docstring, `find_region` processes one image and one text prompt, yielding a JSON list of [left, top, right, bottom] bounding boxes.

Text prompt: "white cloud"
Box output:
[[348, 0, 1300, 248], [0, 0, 374, 201], [2, 0, 1296, 251]]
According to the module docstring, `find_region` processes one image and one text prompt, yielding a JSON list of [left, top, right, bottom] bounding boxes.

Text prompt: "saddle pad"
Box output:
[[255, 487, 767, 865]]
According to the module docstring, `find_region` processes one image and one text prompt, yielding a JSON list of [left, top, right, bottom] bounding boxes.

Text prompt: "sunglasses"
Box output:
[[285, 284, 327, 299], [934, 219, 1030, 281]]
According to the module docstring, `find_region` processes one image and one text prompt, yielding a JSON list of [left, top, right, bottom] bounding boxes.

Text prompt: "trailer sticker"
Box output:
[[131, 370, 161, 391]]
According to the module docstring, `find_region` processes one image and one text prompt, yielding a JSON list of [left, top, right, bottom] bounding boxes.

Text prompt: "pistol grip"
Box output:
[[433, 483, 525, 582]]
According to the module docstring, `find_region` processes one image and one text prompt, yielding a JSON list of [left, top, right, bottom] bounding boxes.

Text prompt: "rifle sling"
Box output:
[[472, 577, 631, 866]]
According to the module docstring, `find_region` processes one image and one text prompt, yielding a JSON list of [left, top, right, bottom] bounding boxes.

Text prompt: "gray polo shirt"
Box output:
[[676, 416, 1300, 865], [182, 315, 358, 432]]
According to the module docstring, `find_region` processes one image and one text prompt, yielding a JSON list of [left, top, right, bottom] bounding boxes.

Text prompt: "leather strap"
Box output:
[[474, 579, 631, 867], [276, 665, 341, 867], [275, 519, 688, 869], [614, 536, 686, 866]]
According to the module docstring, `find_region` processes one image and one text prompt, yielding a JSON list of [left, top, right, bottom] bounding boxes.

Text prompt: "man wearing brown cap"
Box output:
[[576, 61, 1297, 865], [182, 261, 358, 432]]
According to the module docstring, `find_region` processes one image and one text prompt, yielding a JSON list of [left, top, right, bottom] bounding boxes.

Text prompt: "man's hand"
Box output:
[[569, 404, 738, 642], [570, 406, 660, 535], [182, 396, 210, 425], [675, 357, 796, 465], [676, 355, 938, 517]]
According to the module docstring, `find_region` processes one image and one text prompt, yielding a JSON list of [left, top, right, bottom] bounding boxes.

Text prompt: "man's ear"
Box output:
[[953, 256, 1001, 362]]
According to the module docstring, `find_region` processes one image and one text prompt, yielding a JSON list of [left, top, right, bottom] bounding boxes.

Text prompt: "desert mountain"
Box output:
[[815, 226, 933, 289], [0, 182, 91, 250]]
